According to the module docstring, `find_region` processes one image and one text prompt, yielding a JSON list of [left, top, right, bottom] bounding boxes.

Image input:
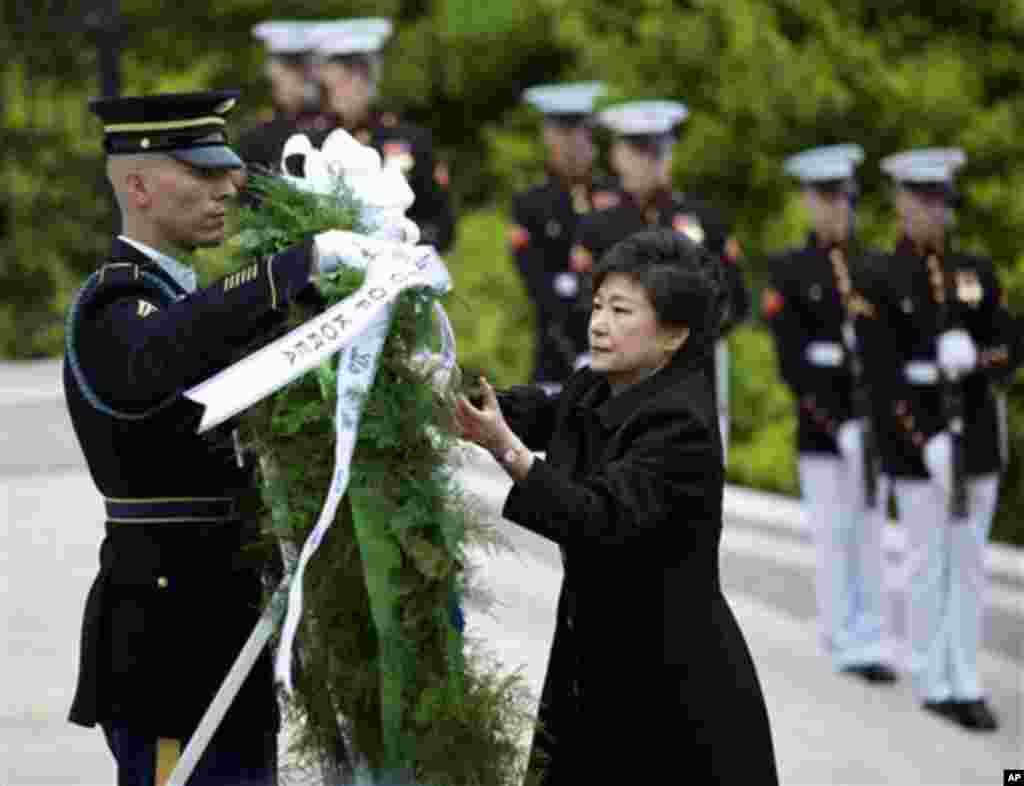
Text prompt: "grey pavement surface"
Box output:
[[2, 360, 1022, 785]]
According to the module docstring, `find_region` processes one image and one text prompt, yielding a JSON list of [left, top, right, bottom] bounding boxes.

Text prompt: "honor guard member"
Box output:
[[310, 18, 456, 253], [237, 21, 329, 173], [763, 144, 896, 683], [853, 148, 1020, 730], [510, 81, 620, 391], [570, 100, 750, 453], [67, 89, 352, 784], [508, 86, 620, 783]]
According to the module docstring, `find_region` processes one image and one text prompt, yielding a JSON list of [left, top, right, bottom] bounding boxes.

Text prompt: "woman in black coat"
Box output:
[[456, 229, 778, 784]]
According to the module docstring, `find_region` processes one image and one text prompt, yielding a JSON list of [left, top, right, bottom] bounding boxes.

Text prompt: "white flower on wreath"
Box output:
[[280, 129, 420, 245], [280, 131, 457, 397]]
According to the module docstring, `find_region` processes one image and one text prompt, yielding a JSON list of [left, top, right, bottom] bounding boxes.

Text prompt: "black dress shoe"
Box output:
[[952, 700, 999, 731], [841, 663, 899, 683]]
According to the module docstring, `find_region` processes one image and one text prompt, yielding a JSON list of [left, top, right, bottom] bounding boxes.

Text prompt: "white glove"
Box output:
[[923, 431, 953, 497], [312, 230, 406, 275], [805, 341, 845, 368], [836, 419, 863, 465], [937, 329, 977, 379]]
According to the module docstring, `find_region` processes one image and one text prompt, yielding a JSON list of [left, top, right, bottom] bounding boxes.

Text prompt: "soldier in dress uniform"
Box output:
[[763, 144, 897, 683], [509, 81, 620, 392], [310, 18, 456, 253], [853, 148, 1020, 731], [570, 100, 749, 454], [66, 89, 350, 784], [236, 21, 330, 174]]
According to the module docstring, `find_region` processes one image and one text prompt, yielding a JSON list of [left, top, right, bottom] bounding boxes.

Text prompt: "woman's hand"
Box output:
[[454, 378, 509, 453], [455, 378, 534, 480]]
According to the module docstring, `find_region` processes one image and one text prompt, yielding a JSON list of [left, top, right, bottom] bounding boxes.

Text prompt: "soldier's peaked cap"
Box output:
[[784, 143, 864, 183], [597, 100, 689, 146], [522, 82, 606, 124], [89, 89, 243, 169], [880, 147, 966, 199], [252, 20, 318, 55], [312, 18, 392, 58]]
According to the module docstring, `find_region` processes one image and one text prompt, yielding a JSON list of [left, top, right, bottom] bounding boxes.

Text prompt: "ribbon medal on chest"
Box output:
[[955, 269, 984, 307], [672, 213, 705, 245]]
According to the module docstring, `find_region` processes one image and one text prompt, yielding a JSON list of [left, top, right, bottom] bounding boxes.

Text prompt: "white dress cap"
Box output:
[[597, 100, 689, 136], [311, 18, 393, 57], [252, 21, 318, 54], [880, 147, 967, 184], [783, 143, 865, 182], [522, 82, 606, 117]]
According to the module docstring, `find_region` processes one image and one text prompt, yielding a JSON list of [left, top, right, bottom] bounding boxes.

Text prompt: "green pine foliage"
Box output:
[[5, 1, 1022, 546], [226, 174, 534, 784]]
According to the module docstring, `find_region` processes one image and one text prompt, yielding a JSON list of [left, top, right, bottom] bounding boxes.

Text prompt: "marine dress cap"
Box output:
[[311, 18, 393, 58], [597, 100, 689, 140], [252, 21, 318, 55], [880, 147, 966, 199], [784, 143, 864, 190], [522, 81, 606, 126], [89, 89, 244, 169]]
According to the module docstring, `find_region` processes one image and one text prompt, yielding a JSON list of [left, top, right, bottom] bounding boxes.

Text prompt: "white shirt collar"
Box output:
[[118, 235, 198, 293]]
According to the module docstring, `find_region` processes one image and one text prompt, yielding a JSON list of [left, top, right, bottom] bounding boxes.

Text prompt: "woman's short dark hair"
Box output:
[[591, 229, 726, 347]]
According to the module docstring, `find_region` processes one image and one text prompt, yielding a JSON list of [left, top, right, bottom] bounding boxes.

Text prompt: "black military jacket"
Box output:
[[313, 109, 456, 253], [853, 238, 1019, 478], [509, 172, 620, 384], [572, 187, 750, 334], [763, 234, 872, 455], [65, 237, 315, 740]]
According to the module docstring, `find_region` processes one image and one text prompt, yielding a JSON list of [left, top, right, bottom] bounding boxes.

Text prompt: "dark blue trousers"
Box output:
[[102, 723, 276, 786]]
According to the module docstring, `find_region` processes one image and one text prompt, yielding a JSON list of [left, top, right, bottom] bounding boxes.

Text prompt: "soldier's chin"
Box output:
[[588, 352, 611, 370]]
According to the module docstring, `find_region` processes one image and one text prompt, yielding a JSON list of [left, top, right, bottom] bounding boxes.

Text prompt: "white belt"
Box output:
[[805, 342, 844, 368], [904, 361, 940, 385]]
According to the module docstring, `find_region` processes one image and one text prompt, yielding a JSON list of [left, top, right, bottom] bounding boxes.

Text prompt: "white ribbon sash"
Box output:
[[183, 233, 451, 698], [185, 236, 450, 434], [172, 235, 453, 785]]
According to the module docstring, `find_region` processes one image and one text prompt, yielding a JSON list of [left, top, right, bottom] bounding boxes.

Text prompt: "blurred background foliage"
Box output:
[[2, 0, 1021, 542]]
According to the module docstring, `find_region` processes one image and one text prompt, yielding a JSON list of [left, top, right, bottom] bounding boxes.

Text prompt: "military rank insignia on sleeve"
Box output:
[[136, 299, 159, 318]]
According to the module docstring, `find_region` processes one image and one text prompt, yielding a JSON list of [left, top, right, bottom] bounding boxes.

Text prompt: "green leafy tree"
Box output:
[[3, 0, 1022, 542]]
